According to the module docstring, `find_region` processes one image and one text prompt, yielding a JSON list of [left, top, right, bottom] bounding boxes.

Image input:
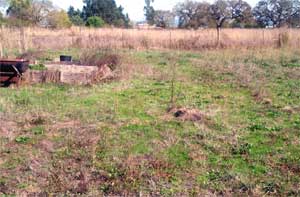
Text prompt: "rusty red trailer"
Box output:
[[0, 59, 29, 86]]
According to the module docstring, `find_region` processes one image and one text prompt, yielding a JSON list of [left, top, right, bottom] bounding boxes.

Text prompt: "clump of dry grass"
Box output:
[[79, 50, 120, 71]]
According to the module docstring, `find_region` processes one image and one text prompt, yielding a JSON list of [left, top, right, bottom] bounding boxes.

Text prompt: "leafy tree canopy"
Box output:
[[82, 0, 129, 27], [47, 10, 72, 28], [86, 16, 105, 27], [253, 0, 300, 27], [144, 0, 155, 25]]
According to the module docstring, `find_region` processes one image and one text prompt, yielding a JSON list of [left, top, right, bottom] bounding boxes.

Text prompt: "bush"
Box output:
[[86, 16, 105, 28], [79, 49, 120, 70], [48, 10, 72, 29], [29, 64, 47, 71], [70, 15, 85, 26]]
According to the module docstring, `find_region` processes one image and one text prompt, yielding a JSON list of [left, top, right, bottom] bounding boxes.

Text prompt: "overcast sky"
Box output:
[[52, 0, 260, 21]]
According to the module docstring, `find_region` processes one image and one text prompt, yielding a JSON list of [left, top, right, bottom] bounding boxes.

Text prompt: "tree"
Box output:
[[144, 0, 155, 25], [86, 16, 105, 27], [253, 0, 300, 28], [6, 0, 32, 25], [68, 6, 84, 26], [174, 1, 212, 29], [30, 0, 54, 26], [0, 12, 4, 24], [6, 0, 54, 26], [289, 12, 300, 27], [154, 10, 175, 28], [210, 0, 252, 46], [47, 10, 72, 28], [82, 0, 129, 27], [70, 15, 85, 26]]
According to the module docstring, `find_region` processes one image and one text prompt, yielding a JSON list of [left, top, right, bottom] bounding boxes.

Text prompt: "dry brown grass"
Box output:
[[0, 27, 300, 54]]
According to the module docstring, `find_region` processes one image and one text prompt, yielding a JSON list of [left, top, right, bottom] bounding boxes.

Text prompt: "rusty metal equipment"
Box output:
[[0, 59, 29, 86]]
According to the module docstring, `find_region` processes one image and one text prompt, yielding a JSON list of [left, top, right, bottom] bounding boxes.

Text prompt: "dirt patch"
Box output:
[[50, 121, 81, 131], [168, 107, 204, 122], [0, 119, 18, 140], [38, 140, 55, 153]]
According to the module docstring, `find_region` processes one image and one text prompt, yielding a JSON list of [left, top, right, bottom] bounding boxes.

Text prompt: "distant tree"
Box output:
[[6, 0, 32, 26], [153, 10, 175, 28], [114, 5, 130, 27], [253, 0, 300, 28], [174, 1, 212, 29], [70, 15, 85, 26], [6, 0, 54, 26], [0, 12, 4, 25], [144, 0, 155, 25], [210, 0, 252, 46], [82, 0, 129, 27], [86, 16, 105, 27], [47, 10, 72, 29], [289, 12, 300, 27], [124, 13, 130, 28], [30, 0, 54, 26], [68, 6, 84, 26]]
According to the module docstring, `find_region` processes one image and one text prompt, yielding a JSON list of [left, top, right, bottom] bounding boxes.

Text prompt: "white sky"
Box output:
[[53, 0, 259, 21]]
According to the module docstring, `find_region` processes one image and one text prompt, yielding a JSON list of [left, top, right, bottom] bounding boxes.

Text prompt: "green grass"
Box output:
[[0, 48, 299, 195]]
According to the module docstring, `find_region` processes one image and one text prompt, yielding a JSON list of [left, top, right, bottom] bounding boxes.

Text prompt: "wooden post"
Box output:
[[169, 30, 172, 49]]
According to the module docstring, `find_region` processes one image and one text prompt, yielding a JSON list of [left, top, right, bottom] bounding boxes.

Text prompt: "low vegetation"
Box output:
[[0, 27, 300, 57], [0, 47, 299, 195]]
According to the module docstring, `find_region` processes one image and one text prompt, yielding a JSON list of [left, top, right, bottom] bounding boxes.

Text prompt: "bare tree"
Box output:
[[30, 0, 54, 26], [210, 0, 252, 46], [154, 10, 175, 28], [253, 0, 300, 28], [174, 1, 212, 29]]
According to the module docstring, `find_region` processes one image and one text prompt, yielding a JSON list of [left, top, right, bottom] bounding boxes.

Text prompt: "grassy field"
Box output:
[[0, 47, 300, 195], [1, 27, 300, 55]]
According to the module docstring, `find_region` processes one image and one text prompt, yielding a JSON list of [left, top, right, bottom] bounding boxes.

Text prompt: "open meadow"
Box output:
[[0, 28, 300, 195]]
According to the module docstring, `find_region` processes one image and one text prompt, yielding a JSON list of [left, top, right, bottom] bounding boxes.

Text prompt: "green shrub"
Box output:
[[31, 126, 44, 135], [15, 136, 30, 144], [231, 143, 252, 155], [86, 16, 105, 28], [70, 15, 85, 26], [29, 64, 47, 71], [48, 10, 72, 29]]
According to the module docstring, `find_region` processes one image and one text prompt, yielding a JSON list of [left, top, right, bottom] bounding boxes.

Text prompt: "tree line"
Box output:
[[0, 0, 130, 28], [146, 0, 300, 29], [0, 0, 299, 29]]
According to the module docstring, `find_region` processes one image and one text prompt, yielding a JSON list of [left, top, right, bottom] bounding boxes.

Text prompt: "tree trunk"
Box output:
[[216, 27, 221, 48]]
